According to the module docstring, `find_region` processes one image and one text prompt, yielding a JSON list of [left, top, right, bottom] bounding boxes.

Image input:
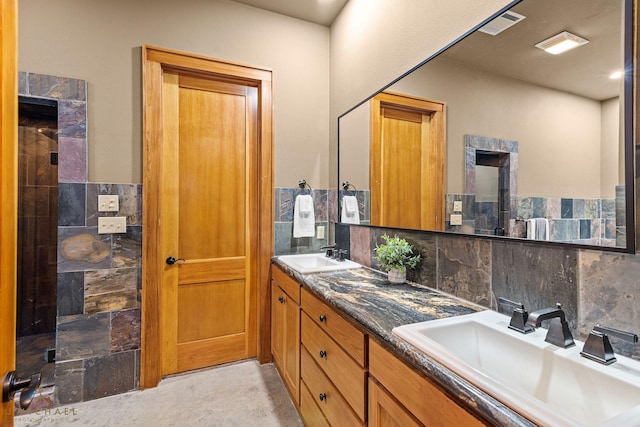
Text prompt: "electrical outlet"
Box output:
[[453, 201, 463, 212], [317, 225, 325, 239], [450, 214, 463, 226], [98, 216, 127, 234], [98, 195, 119, 212]]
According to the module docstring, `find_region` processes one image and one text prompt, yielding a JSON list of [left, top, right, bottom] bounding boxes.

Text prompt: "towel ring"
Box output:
[[298, 179, 312, 191], [342, 181, 358, 191]]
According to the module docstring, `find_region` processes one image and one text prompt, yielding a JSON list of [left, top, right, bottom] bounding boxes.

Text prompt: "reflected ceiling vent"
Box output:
[[478, 11, 526, 36]]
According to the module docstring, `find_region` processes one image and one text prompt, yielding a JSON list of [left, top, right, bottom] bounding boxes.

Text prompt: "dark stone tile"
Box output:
[[58, 100, 86, 139], [58, 227, 111, 272], [54, 360, 85, 405], [438, 235, 491, 306], [58, 183, 86, 226], [56, 313, 111, 361], [313, 189, 328, 222], [86, 184, 142, 226], [84, 268, 138, 314], [573, 199, 586, 218], [579, 251, 640, 361], [111, 309, 141, 352], [58, 137, 87, 183], [273, 221, 329, 255], [57, 271, 84, 316], [579, 219, 591, 239], [28, 74, 86, 101], [602, 199, 616, 219], [348, 225, 371, 267], [328, 189, 338, 223], [335, 223, 350, 253], [112, 226, 142, 268], [492, 241, 578, 332], [83, 351, 136, 401], [19, 71, 27, 95], [531, 197, 546, 218], [550, 219, 579, 242], [561, 198, 573, 219]]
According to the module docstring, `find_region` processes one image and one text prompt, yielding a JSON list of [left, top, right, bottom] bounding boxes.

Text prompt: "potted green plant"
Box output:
[[373, 234, 421, 284]]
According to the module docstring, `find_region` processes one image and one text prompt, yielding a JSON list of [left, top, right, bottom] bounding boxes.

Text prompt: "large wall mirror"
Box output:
[[338, 0, 635, 252]]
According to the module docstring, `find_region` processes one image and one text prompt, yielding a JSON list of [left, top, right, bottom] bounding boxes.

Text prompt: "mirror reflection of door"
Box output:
[[16, 97, 58, 390], [370, 92, 445, 230]]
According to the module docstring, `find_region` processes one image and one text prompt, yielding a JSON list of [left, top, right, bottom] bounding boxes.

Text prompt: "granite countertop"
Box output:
[[272, 259, 536, 427]]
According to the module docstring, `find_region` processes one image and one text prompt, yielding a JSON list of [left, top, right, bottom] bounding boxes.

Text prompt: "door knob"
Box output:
[[166, 256, 185, 265], [2, 371, 42, 410]]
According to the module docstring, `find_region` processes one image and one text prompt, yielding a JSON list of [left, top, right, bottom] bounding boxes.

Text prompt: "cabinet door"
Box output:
[[271, 281, 300, 406], [369, 378, 423, 427]]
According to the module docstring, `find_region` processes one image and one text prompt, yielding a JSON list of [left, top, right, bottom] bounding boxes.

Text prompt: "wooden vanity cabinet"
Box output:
[[299, 287, 367, 426], [369, 339, 488, 427], [271, 265, 301, 406]]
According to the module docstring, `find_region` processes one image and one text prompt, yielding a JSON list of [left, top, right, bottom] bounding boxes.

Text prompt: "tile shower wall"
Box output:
[[337, 223, 640, 362], [19, 73, 141, 407]]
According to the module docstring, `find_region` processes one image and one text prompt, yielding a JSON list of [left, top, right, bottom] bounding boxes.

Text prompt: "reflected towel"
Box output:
[[341, 195, 360, 224], [526, 218, 536, 240], [535, 218, 549, 241], [293, 194, 315, 238]]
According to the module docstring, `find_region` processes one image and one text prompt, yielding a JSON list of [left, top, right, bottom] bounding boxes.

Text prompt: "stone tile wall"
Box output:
[[19, 73, 141, 406], [274, 187, 332, 255], [337, 223, 640, 362]]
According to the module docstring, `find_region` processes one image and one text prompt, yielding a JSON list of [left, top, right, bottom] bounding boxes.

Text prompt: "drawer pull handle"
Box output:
[[319, 315, 327, 323], [319, 393, 327, 402], [278, 296, 285, 304], [319, 350, 327, 358]]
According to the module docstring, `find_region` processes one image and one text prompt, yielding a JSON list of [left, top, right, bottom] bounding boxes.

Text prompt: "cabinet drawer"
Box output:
[[369, 339, 486, 427], [300, 380, 331, 427], [301, 312, 366, 421], [301, 346, 364, 427], [301, 287, 366, 366], [272, 265, 301, 304]]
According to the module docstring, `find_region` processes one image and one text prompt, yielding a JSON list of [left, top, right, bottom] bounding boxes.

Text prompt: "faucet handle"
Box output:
[[498, 297, 534, 334], [580, 325, 638, 365]]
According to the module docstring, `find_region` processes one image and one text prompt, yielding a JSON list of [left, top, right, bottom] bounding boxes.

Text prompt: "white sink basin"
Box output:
[[393, 310, 640, 427], [278, 253, 361, 274]]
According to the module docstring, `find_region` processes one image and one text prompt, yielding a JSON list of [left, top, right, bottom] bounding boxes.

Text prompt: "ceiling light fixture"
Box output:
[[609, 70, 623, 79], [535, 31, 589, 55]]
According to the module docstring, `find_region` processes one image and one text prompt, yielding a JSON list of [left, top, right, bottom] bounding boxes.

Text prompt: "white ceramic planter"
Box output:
[[387, 268, 406, 284]]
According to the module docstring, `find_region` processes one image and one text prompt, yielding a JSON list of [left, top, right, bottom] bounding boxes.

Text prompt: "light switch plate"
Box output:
[[450, 214, 463, 226], [453, 201, 463, 212], [98, 216, 127, 234], [98, 195, 119, 212], [317, 225, 325, 239]]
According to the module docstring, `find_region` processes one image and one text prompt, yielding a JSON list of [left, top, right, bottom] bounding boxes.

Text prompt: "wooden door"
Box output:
[[159, 72, 258, 374], [1, 0, 18, 424], [370, 92, 445, 230], [142, 46, 273, 387]]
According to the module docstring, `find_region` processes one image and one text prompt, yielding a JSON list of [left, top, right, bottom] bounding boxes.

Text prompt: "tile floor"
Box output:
[[14, 360, 303, 427]]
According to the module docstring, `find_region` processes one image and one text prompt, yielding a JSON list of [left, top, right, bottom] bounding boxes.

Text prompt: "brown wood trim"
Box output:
[[141, 45, 273, 388], [0, 0, 18, 424]]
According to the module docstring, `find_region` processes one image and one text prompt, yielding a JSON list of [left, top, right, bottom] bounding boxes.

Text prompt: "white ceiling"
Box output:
[[231, 0, 349, 26]]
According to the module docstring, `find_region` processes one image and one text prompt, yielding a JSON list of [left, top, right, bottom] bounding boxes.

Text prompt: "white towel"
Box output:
[[526, 218, 549, 240], [535, 218, 549, 241], [341, 196, 360, 224], [293, 194, 315, 238], [526, 219, 536, 239]]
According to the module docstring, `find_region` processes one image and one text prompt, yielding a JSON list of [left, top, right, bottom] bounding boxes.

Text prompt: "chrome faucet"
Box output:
[[580, 325, 638, 365], [526, 303, 575, 348]]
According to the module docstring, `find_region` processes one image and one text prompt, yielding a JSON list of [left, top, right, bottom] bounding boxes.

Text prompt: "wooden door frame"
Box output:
[[1, 0, 18, 424], [141, 45, 273, 389]]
